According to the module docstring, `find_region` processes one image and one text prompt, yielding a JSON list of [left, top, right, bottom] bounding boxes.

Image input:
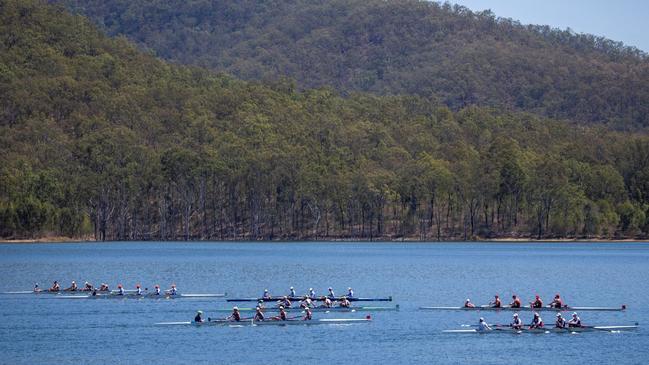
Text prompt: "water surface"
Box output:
[[0, 242, 647, 364]]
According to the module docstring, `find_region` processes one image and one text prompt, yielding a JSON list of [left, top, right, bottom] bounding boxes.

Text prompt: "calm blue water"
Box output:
[[0, 242, 647, 365]]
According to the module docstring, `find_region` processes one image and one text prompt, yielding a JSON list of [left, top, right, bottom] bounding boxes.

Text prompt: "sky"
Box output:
[[450, 0, 649, 52]]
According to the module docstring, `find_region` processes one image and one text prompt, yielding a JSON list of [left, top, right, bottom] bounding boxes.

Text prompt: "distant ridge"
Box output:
[[60, 0, 649, 128]]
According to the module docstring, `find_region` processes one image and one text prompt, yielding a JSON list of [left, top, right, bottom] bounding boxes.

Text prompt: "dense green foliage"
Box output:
[[2, 0, 649, 241], [60, 0, 649, 128]]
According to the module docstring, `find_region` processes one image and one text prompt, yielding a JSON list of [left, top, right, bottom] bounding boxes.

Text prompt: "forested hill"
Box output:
[[58, 0, 649, 129], [2, 0, 649, 242]]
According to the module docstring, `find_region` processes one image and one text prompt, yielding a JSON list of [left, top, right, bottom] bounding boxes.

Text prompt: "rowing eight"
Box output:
[[54, 293, 226, 299], [211, 305, 399, 313], [420, 305, 626, 312], [227, 296, 392, 302], [443, 324, 638, 334], [155, 318, 372, 326]]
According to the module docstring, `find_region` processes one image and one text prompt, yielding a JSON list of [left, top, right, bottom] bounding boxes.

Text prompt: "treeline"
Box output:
[[2, 1, 649, 241], [59, 0, 649, 128]]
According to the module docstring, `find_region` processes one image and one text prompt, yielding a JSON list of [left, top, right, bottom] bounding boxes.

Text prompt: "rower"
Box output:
[[257, 300, 266, 310], [289, 287, 296, 297], [167, 284, 178, 296], [529, 312, 544, 329], [49, 281, 60, 292], [228, 307, 241, 322], [279, 295, 292, 308], [464, 299, 475, 308], [477, 317, 492, 332], [33, 283, 41, 293], [99, 283, 109, 292], [275, 306, 287, 321], [83, 282, 93, 291], [135, 284, 143, 296], [347, 287, 354, 298], [511, 313, 523, 329], [262, 289, 272, 300], [490, 295, 501, 308], [303, 307, 313, 321], [327, 287, 335, 299], [339, 296, 351, 308], [307, 288, 316, 300], [254, 306, 265, 321], [510, 295, 521, 308], [555, 313, 567, 328], [117, 284, 125, 295], [154, 285, 161, 295], [64, 281, 78, 292], [530, 295, 543, 308], [568, 312, 582, 328], [194, 310, 204, 323], [322, 296, 333, 308], [550, 294, 564, 308], [300, 297, 313, 309]]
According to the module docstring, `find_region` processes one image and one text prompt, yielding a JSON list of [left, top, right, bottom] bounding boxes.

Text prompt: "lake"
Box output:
[[0, 242, 647, 364]]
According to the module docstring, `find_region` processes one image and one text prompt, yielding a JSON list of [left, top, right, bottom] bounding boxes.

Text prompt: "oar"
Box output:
[[478, 304, 507, 309], [462, 323, 510, 328], [208, 316, 254, 322]]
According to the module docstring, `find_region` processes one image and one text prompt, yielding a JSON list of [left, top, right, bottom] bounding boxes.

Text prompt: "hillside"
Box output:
[[2, 0, 649, 241], [59, 0, 649, 129]]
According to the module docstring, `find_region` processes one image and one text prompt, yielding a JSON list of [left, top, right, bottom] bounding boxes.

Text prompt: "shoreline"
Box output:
[[0, 236, 646, 244]]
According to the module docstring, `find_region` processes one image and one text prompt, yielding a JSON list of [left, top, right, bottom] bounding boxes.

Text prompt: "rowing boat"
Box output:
[[211, 305, 399, 313], [226, 296, 392, 302], [155, 318, 372, 326], [54, 293, 226, 299], [1, 289, 143, 295], [420, 305, 626, 312], [443, 324, 638, 334], [1, 290, 94, 295]]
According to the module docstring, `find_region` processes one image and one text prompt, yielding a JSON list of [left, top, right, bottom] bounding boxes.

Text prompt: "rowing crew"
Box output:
[[33, 281, 182, 295], [464, 294, 565, 309], [254, 295, 352, 310], [102, 284, 178, 296], [34, 281, 110, 292], [38, 282, 180, 296], [194, 306, 314, 323], [262, 287, 355, 300], [477, 312, 582, 332]]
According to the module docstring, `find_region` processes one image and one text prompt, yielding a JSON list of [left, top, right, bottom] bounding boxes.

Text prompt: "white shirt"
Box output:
[[478, 321, 492, 331], [569, 316, 581, 326]]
